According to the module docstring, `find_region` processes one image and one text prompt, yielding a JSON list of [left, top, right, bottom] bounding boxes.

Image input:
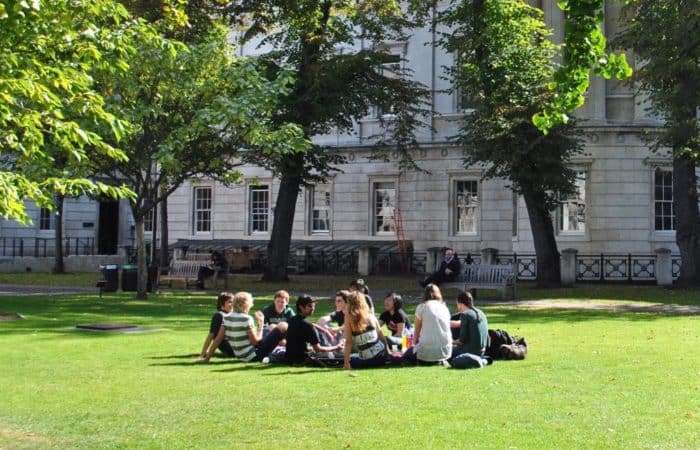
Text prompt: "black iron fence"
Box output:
[[495, 253, 680, 283], [1, 240, 683, 283], [0, 237, 96, 257]]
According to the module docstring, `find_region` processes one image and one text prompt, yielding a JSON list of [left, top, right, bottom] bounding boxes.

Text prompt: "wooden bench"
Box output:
[[158, 260, 202, 289], [441, 264, 516, 299]]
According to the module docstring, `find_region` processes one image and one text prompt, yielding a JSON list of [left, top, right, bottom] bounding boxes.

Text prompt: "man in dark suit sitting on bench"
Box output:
[[420, 247, 461, 287]]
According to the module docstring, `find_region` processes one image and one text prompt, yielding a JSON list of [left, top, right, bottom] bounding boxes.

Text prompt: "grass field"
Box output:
[[1, 279, 699, 449]]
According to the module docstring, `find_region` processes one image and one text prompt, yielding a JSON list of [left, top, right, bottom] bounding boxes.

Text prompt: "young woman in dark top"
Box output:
[[198, 292, 235, 359], [378, 292, 412, 348], [350, 278, 374, 312]]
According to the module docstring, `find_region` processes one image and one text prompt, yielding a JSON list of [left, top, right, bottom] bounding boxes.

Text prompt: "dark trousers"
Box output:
[[254, 327, 285, 361]]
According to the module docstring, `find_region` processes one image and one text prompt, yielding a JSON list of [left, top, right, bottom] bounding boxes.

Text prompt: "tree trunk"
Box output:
[[263, 175, 301, 281], [134, 214, 149, 299], [150, 200, 158, 266], [522, 189, 561, 288], [673, 154, 700, 287], [159, 196, 169, 271], [52, 194, 65, 274]]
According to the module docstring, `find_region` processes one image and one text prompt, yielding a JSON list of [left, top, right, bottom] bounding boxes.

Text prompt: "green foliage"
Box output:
[[614, 0, 700, 157], [533, 0, 632, 133], [439, 0, 583, 208], [228, 0, 432, 176], [91, 23, 307, 214], [0, 0, 138, 223]]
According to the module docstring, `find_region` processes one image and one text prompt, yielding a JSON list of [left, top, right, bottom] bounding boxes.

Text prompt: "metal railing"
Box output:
[[0, 237, 96, 257]]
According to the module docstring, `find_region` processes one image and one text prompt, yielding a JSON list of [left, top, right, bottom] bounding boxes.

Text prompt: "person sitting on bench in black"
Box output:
[[196, 250, 226, 289], [420, 247, 461, 287]]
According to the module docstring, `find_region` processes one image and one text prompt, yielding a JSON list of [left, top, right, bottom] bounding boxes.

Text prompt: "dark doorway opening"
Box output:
[[98, 201, 119, 255]]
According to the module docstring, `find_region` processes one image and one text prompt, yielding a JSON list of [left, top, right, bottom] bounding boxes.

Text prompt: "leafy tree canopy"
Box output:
[[614, 0, 700, 157], [0, 0, 140, 223], [533, 0, 633, 132]]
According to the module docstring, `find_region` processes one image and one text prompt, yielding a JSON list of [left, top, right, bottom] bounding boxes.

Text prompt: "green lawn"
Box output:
[[1, 286, 699, 449]]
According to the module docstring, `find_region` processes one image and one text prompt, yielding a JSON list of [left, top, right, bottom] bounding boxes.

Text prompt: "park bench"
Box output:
[[158, 260, 202, 289], [441, 264, 516, 299]]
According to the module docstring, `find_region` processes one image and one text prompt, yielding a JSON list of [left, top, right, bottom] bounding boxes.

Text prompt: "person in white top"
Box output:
[[402, 284, 453, 364]]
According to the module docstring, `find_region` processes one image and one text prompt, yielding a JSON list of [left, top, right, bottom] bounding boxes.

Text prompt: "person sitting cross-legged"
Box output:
[[402, 284, 452, 365], [204, 291, 286, 363], [378, 292, 412, 349], [449, 291, 490, 369], [343, 292, 391, 370], [316, 290, 349, 346], [198, 292, 235, 360], [261, 290, 295, 331], [285, 295, 344, 365]]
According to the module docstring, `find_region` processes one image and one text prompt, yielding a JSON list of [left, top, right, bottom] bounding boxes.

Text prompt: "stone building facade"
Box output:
[[165, 1, 685, 275], [0, 2, 690, 278]]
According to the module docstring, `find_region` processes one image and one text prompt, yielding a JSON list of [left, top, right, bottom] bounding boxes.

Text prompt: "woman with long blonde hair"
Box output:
[[343, 291, 389, 370]]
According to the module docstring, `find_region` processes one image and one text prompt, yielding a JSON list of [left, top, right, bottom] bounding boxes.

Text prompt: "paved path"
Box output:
[[0, 284, 96, 296], [2, 284, 697, 314]]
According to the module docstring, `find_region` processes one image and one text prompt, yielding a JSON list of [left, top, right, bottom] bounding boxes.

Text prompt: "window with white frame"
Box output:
[[192, 186, 212, 233], [453, 179, 479, 234], [373, 181, 396, 234], [654, 168, 674, 231], [249, 185, 269, 234], [309, 184, 331, 234], [39, 207, 54, 230], [558, 171, 586, 233], [375, 49, 403, 118]]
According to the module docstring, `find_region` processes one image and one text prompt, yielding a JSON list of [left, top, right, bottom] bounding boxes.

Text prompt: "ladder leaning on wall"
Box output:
[[394, 208, 409, 272]]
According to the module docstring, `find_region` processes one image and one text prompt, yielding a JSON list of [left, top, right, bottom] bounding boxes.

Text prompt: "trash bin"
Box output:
[[121, 265, 153, 292], [121, 265, 137, 291], [100, 264, 119, 292]]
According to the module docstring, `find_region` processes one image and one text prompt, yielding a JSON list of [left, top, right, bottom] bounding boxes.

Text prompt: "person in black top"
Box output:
[[316, 290, 348, 346], [285, 295, 344, 365], [350, 278, 374, 312], [196, 250, 226, 289], [378, 292, 412, 348], [420, 247, 461, 287], [198, 292, 235, 360]]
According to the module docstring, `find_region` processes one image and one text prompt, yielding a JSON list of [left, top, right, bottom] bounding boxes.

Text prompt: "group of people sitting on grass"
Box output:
[[199, 278, 526, 370]]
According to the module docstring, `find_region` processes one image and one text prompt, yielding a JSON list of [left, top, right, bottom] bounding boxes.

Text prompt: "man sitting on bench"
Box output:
[[420, 247, 461, 287], [196, 250, 226, 289]]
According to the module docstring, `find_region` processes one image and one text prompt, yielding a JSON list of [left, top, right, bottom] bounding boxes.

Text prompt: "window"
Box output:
[[453, 51, 476, 112], [192, 186, 212, 233], [309, 184, 331, 234], [558, 171, 586, 233], [374, 48, 403, 118], [373, 181, 396, 234], [144, 209, 154, 233], [39, 207, 54, 230], [654, 168, 674, 231], [249, 185, 269, 234], [512, 192, 518, 238], [454, 180, 479, 234]]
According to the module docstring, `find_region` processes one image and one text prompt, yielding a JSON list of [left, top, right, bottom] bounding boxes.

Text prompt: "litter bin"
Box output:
[[100, 264, 119, 292], [121, 265, 137, 291], [121, 265, 153, 292]]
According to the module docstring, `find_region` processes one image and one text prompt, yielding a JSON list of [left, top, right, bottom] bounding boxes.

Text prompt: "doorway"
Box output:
[[98, 200, 119, 255]]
